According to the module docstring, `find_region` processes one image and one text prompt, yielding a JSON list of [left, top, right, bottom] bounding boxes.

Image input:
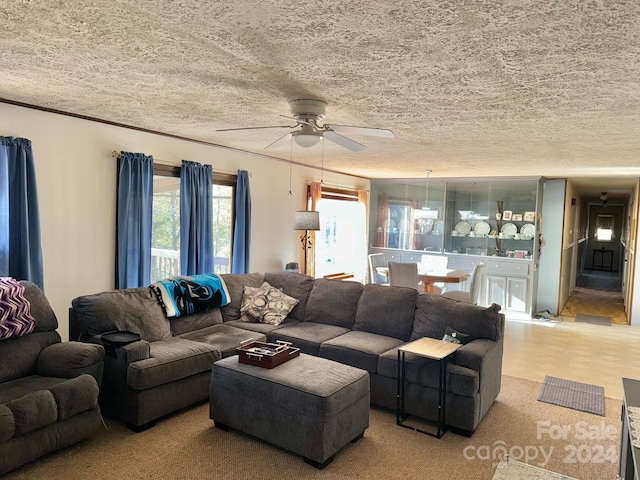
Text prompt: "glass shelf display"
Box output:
[[444, 180, 539, 258], [370, 177, 540, 260]]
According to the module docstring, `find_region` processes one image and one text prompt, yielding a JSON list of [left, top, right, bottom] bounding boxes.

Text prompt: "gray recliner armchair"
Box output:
[[0, 281, 105, 475]]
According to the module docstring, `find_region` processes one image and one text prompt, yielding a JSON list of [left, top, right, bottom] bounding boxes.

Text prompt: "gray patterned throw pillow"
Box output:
[[239, 282, 299, 326]]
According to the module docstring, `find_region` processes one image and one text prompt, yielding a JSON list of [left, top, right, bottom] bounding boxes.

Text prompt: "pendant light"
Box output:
[[421, 170, 438, 219]]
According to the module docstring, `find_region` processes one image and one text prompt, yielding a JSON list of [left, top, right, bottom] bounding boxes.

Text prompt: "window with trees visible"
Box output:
[[151, 165, 235, 282]]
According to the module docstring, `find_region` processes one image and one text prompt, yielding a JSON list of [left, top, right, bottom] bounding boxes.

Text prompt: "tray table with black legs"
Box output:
[[396, 337, 462, 438]]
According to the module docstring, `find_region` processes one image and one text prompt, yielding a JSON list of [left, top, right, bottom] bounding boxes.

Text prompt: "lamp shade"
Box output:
[[293, 211, 320, 231]]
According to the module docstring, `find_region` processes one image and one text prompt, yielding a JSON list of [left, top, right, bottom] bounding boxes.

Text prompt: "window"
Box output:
[[314, 188, 367, 281], [595, 215, 614, 242], [151, 165, 235, 282]]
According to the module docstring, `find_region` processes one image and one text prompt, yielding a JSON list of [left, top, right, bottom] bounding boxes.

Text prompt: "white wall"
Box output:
[[0, 102, 369, 340]]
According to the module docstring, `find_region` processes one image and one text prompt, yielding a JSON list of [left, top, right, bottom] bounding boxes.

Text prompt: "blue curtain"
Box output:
[[0, 137, 44, 289], [180, 160, 213, 275], [232, 170, 251, 273], [117, 152, 153, 288]]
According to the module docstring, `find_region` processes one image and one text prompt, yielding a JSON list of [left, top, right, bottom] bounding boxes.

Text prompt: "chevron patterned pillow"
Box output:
[[0, 277, 36, 340]]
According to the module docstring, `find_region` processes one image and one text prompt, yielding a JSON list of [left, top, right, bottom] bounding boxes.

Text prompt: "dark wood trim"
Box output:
[[306, 184, 360, 202], [1, 97, 369, 180]]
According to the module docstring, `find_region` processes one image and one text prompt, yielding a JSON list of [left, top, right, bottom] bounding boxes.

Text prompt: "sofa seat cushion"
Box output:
[[225, 318, 298, 336], [126, 338, 221, 391], [353, 284, 417, 341], [377, 348, 479, 397], [0, 374, 99, 440], [179, 324, 267, 358], [319, 331, 405, 374], [269, 322, 350, 356]]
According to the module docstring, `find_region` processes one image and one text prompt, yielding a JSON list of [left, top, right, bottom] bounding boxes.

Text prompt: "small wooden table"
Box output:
[[376, 266, 469, 293], [396, 337, 462, 438]]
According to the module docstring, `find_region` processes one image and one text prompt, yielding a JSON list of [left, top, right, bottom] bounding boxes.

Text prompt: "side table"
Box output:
[[396, 337, 461, 438]]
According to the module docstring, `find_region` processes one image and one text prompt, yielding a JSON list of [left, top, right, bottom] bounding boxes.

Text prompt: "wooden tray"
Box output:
[[237, 340, 300, 369]]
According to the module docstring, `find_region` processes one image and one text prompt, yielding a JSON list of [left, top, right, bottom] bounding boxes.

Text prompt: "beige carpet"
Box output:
[[6, 376, 621, 480]]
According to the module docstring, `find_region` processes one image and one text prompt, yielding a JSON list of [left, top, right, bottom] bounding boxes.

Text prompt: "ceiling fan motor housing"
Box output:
[[289, 99, 327, 122]]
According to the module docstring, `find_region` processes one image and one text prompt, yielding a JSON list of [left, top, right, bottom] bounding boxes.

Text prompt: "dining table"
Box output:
[[376, 266, 470, 293]]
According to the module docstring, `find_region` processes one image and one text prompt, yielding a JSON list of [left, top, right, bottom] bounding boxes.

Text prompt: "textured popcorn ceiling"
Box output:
[[1, 0, 639, 197]]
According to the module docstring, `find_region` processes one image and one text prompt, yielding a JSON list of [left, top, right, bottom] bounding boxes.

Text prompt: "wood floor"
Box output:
[[504, 267, 635, 399], [504, 293, 635, 400]]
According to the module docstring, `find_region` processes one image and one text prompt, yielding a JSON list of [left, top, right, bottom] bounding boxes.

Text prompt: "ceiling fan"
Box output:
[[216, 99, 394, 152]]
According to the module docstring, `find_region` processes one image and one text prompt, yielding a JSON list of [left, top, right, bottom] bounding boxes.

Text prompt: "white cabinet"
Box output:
[[484, 260, 532, 315]]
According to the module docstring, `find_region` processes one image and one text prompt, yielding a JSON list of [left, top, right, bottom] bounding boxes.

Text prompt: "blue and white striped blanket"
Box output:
[[150, 273, 230, 318]]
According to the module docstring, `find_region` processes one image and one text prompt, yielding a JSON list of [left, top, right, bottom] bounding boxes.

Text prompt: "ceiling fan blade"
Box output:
[[323, 131, 367, 152], [325, 124, 394, 138], [265, 133, 293, 149], [216, 125, 294, 132]]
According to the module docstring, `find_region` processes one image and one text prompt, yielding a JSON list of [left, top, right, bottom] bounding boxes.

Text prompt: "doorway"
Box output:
[[560, 204, 627, 324]]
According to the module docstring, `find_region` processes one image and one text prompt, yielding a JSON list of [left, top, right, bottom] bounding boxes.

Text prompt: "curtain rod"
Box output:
[[111, 150, 249, 177]]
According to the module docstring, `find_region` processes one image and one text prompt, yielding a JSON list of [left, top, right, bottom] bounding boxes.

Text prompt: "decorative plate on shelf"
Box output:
[[419, 218, 433, 234], [520, 223, 535, 239], [455, 221, 471, 236], [500, 222, 518, 237], [473, 221, 491, 236], [384, 219, 397, 232], [433, 220, 444, 235]]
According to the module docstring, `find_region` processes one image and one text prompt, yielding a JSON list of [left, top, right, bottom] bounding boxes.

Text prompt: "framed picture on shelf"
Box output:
[[502, 210, 512, 221], [523, 211, 536, 222], [513, 214, 523, 221]]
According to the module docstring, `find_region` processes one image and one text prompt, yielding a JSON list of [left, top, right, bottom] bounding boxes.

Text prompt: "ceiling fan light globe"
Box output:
[[294, 134, 322, 148]]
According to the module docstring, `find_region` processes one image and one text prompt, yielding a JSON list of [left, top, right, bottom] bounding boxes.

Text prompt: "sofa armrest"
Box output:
[[114, 340, 151, 364], [455, 336, 504, 418], [100, 340, 151, 399], [37, 342, 105, 386]]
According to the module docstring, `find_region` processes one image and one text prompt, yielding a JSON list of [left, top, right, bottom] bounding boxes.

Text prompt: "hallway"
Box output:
[[559, 269, 627, 324]]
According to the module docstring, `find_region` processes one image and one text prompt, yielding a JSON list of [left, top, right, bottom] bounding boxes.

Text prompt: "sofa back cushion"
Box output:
[[264, 272, 315, 321], [220, 273, 265, 322], [22, 281, 58, 333], [411, 294, 503, 342], [169, 308, 224, 336], [353, 284, 417, 341], [303, 278, 363, 328], [0, 282, 62, 383], [71, 288, 171, 342]]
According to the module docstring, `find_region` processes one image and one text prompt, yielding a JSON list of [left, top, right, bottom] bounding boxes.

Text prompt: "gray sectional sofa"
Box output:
[[70, 271, 504, 435]]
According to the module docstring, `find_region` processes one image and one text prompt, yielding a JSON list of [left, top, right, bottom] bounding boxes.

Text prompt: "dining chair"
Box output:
[[441, 262, 486, 304], [388, 262, 420, 290], [368, 253, 389, 285]]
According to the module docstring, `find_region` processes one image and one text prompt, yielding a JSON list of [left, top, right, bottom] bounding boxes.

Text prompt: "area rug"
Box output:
[[537, 375, 605, 416], [575, 313, 612, 326], [492, 456, 577, 480]]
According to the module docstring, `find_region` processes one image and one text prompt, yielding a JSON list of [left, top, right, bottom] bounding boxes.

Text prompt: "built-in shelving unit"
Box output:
[[369, 177, 542, 317]]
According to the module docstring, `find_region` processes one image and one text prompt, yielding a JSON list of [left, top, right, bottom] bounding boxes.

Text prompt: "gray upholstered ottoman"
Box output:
[[209, 353, 370, 469]]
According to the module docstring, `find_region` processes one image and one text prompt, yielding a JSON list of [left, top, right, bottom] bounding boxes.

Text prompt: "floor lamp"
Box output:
[[293, 210, 320, 275]]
